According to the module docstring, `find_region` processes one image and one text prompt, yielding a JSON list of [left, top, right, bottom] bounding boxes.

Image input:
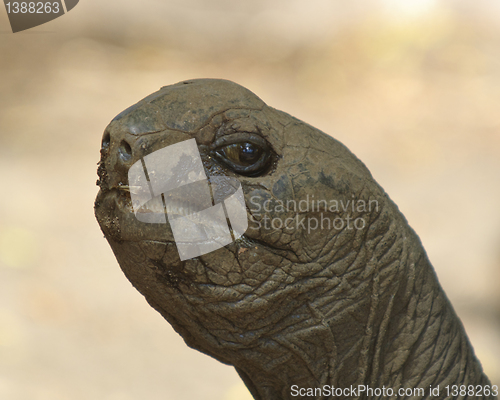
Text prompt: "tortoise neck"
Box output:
[[232, 226, 492, 399], [373, 251, 492, 394]]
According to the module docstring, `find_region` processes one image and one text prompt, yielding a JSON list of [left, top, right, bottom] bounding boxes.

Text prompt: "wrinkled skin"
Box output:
[[95, 79, 495, 399]]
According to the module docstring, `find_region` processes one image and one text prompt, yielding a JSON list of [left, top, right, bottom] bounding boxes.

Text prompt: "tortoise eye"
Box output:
[[212, 134, 273, 176], [221, 142, 263, 165]]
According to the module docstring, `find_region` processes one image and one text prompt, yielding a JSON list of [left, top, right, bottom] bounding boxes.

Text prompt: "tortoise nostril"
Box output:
[[119, 140, 133, 161], [101, 131, 111, 151]]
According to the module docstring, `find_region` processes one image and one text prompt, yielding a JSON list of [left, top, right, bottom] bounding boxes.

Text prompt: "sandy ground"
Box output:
[[0, 1, 499, 399]]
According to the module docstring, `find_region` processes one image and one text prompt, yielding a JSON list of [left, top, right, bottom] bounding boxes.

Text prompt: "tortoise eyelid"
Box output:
[[210, 132, 269, 151]]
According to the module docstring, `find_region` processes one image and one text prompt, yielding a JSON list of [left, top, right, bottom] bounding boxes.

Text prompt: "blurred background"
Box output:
[[0, 0, 499, 399]]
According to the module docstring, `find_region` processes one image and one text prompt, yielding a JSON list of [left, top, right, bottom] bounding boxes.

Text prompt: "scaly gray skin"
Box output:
[[94, 79, 496, 400]]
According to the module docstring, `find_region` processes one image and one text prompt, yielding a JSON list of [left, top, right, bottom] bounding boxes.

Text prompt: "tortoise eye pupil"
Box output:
[[239, 143, 261, 163]]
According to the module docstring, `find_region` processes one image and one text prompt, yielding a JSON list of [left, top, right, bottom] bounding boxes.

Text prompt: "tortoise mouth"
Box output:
[[95, 186, 177, 243], [96, 185, 254, 253]]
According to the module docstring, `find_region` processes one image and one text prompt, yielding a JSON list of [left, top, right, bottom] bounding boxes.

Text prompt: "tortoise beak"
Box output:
[[117, 184, 142, 194]]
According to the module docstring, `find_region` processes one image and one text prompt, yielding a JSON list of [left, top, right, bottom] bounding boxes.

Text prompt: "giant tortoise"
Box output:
[[94, 79, 496, 400]]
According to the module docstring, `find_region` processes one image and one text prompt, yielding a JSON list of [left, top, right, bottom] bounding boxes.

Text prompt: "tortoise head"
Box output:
[[94, 78, 390, 396]]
